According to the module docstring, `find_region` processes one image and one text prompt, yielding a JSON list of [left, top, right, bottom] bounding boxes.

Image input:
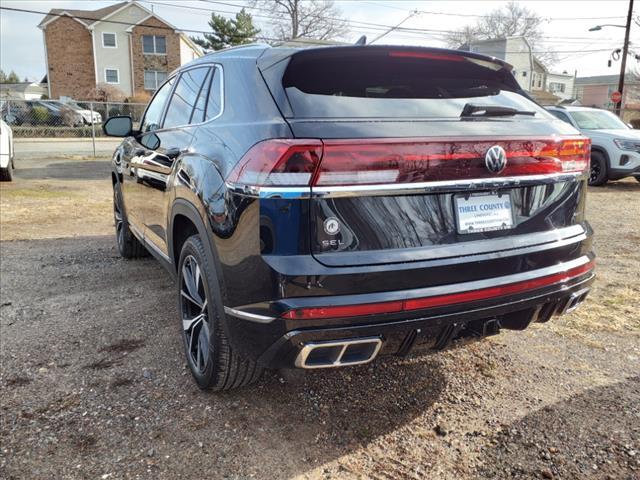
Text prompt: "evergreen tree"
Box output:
[[192, 9, 260, 51]]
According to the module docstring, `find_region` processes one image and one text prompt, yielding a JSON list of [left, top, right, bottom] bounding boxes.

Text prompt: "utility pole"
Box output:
[[615, 0, 634, 116]]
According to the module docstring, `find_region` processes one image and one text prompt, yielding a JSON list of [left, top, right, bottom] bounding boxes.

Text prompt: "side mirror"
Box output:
[[103, 115, 133, 137]]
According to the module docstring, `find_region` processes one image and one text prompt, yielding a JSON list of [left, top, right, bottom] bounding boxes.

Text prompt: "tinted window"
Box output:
[[190, 69, 212, 124], [140, 77, 175, 133], [281, 49, 546, 119], [163, 67, 211, 128], [549, 110, 572, 125], [205, 67, 222, 120], [570, 110, 629, 130]]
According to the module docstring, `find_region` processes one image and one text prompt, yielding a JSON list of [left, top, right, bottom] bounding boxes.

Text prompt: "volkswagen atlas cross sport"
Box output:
[[104, 44, 595, 391]]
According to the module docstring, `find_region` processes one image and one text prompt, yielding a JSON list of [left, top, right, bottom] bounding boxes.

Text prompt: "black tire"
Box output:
[[113, 183, 148, 259], [0, 162, 13, 182], [635, 176, 640, 183], [178, 234, 262, 391], [589, 151, 608, 186]]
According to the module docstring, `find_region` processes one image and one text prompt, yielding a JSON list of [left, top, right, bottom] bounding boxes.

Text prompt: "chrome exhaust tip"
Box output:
[[558, 287, 590, 315], [295, 337, 383, 369]]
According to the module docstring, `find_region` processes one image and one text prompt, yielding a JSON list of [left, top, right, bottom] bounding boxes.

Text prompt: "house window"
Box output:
[[142, 35, 167, 55], [102, 32, 117, 48], [549, 82, 566, 93], [522, 71, 527, 77], [105, 69, 119, 84], [144, 70, 168, 90]]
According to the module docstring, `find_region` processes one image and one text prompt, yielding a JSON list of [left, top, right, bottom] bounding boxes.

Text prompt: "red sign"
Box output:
[[611, 91, 622, 103]]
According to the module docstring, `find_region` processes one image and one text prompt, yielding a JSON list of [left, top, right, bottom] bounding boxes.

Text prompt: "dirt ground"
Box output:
[[1, 156, 639, 479]]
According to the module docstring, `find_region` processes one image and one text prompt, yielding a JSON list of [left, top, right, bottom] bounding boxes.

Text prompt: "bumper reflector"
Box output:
[[281, 260, 595, 320]]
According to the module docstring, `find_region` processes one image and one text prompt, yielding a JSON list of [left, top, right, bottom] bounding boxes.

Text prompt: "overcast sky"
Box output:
[[1, 0, 638, 81]]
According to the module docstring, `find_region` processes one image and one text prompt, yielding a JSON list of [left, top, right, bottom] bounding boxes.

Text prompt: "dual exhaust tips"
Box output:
[[295, 337, 382, 369], [295, 289, 590, 370]]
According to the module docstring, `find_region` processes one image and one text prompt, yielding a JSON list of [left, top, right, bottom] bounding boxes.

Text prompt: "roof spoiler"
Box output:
[[257, 45, 513, 72]]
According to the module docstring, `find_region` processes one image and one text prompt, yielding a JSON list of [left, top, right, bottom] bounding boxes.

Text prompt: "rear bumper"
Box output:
[[223, 256, 595, 369]]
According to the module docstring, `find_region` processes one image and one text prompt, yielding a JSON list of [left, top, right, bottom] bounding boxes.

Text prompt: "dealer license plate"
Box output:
[[454, 192, 514, 234]]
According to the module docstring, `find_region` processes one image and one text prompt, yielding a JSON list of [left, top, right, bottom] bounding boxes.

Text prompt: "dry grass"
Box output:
[[0, 178, 112, 241], [548, 179, 640, 343]]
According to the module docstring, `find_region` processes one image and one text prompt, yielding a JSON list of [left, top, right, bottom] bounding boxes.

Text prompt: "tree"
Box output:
[[253, 0, 348, 42], [0, 69, 21, 84], [192, 8, 260, 51], [445, 2, 556, 66], [87, 83, 126, 102]]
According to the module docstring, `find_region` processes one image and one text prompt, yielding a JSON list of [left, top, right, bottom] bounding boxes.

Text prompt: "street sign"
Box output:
[[611, 91, 623, 103]]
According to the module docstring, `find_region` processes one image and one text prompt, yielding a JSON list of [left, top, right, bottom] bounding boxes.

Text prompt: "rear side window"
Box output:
[[205, 67, 223, 121], [163, 67, 211, 128], [549, 110, 573, 125], [281, 49, 547, 119], [140, 76, 175, 133]]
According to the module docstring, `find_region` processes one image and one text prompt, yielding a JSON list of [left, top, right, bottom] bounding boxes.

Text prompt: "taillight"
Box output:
[[227, 139, 322, 186], [228, 137, 590, 187]]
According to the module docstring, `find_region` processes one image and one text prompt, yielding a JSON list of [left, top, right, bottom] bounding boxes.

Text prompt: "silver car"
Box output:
[[547, 105, 640, 186]]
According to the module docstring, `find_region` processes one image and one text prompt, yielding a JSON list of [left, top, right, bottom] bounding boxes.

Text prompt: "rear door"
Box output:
[[260, 47, 589, 267], [133, 65, 213, 257]]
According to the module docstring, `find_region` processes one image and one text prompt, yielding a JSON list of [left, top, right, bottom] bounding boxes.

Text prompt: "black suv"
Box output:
[[104, 45, 595, 390]]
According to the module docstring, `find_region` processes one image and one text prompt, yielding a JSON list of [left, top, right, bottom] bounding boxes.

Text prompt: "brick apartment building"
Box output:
[[38, 1, 202, 100]]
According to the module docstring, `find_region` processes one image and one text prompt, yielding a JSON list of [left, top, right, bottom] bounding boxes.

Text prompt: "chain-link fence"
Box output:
[[1, 99, 147, 157], [0, 99, 146, 136]]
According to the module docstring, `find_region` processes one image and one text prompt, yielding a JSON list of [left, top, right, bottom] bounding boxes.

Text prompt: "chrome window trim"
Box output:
[[226, 172, 583, 199], [139, 63, 225, 135]]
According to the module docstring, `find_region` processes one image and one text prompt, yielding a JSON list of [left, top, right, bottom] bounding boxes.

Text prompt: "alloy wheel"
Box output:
[[113, 190, 124, 249], [180, 255, 210, 373], [589, 162, 601, 184]]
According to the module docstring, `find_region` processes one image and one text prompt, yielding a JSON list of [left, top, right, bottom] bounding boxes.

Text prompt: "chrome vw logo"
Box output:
[[485, 145, 507, 174]]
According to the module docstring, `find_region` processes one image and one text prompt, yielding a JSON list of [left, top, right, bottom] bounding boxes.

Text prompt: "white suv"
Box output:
[[547, 105, 640, 186]]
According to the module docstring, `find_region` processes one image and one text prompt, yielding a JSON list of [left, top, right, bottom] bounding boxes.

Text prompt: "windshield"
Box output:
[[570, 110, 629, 130]]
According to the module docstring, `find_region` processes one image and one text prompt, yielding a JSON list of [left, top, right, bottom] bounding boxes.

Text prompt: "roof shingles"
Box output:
[[38, 2, 129, 28]]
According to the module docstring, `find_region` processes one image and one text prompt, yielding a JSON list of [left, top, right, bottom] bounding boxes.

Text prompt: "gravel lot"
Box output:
[[1, 156, 639, 479]]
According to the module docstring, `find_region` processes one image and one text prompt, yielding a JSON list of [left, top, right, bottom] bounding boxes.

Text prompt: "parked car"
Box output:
[[1, 101, 31, 126], [547, 105, 640, 185], [39, 101, 84, 127], [104, 45, 595, 390], [1, 101, 83, 127], [0, 118, 15, 181], [61, 101, 102, 125]]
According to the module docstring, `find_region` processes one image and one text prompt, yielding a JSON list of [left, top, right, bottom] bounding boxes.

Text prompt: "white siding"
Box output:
[[179, 37, 200, 65], [469, 38, 533, 91], [92, 4, 149, 97], [546, 73, 575, 100]]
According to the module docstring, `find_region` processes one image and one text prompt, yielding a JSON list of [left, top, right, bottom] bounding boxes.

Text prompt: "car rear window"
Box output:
[[281, 48, 547, 119]]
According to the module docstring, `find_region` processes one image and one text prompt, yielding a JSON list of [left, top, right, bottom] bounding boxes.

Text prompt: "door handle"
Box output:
[[133, 148, 148, 157], [164, 147, 183, 160]]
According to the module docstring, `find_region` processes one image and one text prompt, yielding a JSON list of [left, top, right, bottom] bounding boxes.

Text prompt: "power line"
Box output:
[[143, 0, 630, 43], [0, 5, 624, 55]]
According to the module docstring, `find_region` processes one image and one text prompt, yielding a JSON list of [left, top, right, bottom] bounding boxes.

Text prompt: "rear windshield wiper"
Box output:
[[461, 103, 536, 118]]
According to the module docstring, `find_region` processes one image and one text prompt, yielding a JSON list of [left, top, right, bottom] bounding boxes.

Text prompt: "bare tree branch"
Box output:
[[445, 2, 557, 66], [253, 0, 348, 42]]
